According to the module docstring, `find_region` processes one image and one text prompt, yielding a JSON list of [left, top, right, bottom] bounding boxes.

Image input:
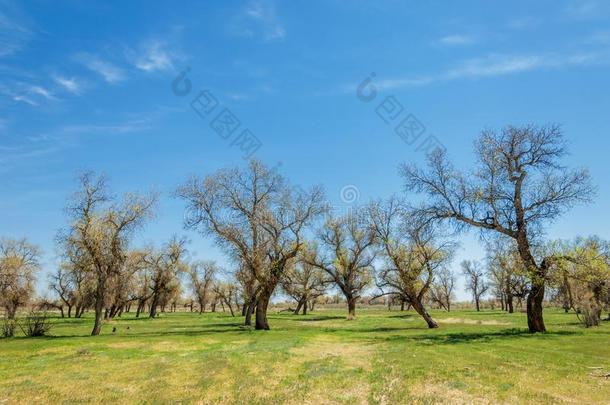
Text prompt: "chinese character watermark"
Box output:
[[172, 67, 262, 160], [356, 72, 446, 158]]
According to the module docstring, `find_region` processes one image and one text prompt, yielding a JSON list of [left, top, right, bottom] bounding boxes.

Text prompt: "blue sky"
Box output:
[[1, 0, 610, 300]]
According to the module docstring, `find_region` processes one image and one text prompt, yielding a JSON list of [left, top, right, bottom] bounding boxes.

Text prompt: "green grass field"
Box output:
[[1, 308, 608, 404]]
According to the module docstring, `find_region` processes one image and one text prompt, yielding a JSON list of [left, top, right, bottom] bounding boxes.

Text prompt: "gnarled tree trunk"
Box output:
[[255, 293, 270, 330], [91, 297, 104, 336], [526, 280, 546, 332], [347, 296, 357, 320], [294, 299, 304, 315], [245, 298, 256, 326], [411, 299, 438, 329]]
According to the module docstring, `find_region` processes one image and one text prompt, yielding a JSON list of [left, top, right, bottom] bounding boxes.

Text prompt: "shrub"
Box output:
[[1, 317, 16, 338], [19, 312, 52, 337]]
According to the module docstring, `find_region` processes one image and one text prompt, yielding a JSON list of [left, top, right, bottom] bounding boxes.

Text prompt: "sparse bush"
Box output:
[[1, 317, 16, 337], [19, 312, 52, 337], [575, 302, 603, 328]]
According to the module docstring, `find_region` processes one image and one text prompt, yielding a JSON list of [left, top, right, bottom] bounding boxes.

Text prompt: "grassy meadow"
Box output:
[[0, 308, 609, 404]]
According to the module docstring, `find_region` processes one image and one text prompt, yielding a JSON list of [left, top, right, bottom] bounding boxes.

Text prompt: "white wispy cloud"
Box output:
[[58, 107, 179, 136], [53, 76, 82, 94], [131, 40, 175, 72], [0, 82, 56, 106], [507, 17, 539, 30], [358, 50, 610, 92], [0, 143, 61, 175], [586, 30, 610, 45], [444, 54, 545, 79], [78, 54, 126, 84], [0, 4, 32, 57], [438, 34, 475, 46], [59, 118, 153, 136], [564, 0, 610, 19], [0, 144, 59, 163], [11, 94, 36, 105], [231, 0, 286, 41], [27, 85, 54, 100], [0, 108, 174, 174], [226, 92, 249, 101]]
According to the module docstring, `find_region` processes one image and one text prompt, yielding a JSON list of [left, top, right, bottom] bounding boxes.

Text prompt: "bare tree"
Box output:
[[304, 214, 376, 320], [145, 237, 188, 318], [49, 267, 76, 318], [56, 239, 95, 318], [461, 260, 489, 311], [212, 281, 239, 317], [234, 263, 258, 320], [370, 198, 454, 328], [402, 125, 595, 332], [0, 238, 40, 319], [104, 250, 147, 319], [178, 160, 325, 330], [429, 267, 456, 312], [486, 240, 529, 313], [61, 172, 156, 335], [189, 261, 218, 313], [281, 259, 326, 315]]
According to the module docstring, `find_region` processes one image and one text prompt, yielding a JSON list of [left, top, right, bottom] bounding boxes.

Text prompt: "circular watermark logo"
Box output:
[[340, 185, 360, 204], [183, 205, 200, 227]]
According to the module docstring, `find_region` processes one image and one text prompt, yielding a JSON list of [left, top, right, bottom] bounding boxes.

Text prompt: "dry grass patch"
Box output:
[[407, 382, 494, 405], [290, 335, 375, 371], [441, 318, 510, 326]]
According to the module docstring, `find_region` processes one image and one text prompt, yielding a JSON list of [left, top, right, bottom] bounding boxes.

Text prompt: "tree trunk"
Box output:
[[67, 305, 73, 318], [526, 281, 546, 332], [91, 276, 106, 336], [91, 297, 104, 336], [347, 296, 356, 320], [149, 294, 159, 318], [562, 271, 573, 313], [302, 299, 308, 315], [507, 294, 514, 313], [245, 299, 256, 326], [400, 300, 405, 311], [294, 299, 303, 315], [255, 293, 270, 330], [221, 298, 235, 317], [241, 302, 247, 316], [411, 299, 438, 328]]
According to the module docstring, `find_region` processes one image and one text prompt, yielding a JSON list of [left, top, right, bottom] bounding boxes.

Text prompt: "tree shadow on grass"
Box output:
[[313, 326, 425, 334], [22, 320, 247, 340], [280, 315, 346, 322], [387, 313, 417, 319], [377, 328, 581, 345]]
